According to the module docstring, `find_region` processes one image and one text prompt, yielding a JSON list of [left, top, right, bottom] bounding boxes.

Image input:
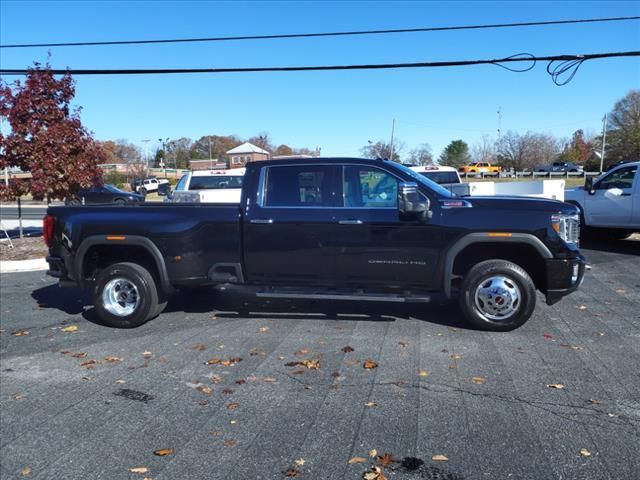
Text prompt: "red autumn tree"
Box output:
[[0, 63, 105, 201]]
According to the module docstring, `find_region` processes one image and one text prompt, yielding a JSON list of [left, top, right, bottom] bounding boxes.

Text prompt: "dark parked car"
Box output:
[[45, 157, 585, 332], [536, 161, 584, 173], [65, 184, 145, 205]]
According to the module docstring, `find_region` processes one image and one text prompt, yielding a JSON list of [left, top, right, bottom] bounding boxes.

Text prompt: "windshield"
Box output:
[[189, 175, 244, 191], [392, 162, 456, 197]]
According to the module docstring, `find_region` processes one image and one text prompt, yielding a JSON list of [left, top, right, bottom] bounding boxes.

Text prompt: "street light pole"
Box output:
[[389, 118, 396, 161], [599, 114, 607, 173]]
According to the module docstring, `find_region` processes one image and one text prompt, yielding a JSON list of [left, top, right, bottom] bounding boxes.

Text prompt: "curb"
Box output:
[[0, 258, 48, 273]]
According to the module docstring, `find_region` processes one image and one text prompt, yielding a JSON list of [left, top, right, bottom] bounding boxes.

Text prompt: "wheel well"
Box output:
[[82, 244, 161, 285], [452, 242, 546, 292]]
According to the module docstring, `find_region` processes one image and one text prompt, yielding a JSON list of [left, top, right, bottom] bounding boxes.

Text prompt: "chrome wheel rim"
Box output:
[[102, 278, 139, 317], [474, 275, 521, 321]]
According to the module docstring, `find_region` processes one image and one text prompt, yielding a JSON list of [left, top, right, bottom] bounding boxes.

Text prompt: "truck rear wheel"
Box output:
[[94, 262, 159, 328], [459, 260, 536, 331]]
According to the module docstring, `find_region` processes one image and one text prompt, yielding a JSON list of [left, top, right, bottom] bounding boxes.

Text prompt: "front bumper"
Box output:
[[545, 254, 587, 305]]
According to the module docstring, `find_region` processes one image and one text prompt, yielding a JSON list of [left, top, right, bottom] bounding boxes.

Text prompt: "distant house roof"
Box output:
[[226, 142, 270, 155]]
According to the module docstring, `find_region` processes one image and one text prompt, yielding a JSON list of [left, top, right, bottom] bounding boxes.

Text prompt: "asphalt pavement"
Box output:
[[0, 206, 48, 221], [1, 239, 639, 480]]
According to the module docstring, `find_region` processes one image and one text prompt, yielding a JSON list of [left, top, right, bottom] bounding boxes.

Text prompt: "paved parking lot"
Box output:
[[1, 239, 639, 480]]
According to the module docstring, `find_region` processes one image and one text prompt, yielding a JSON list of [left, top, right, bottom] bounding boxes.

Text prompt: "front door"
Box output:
[[243, 164, 341, 286], [587, 165, 637, 227], [332, 165, 440, 290]]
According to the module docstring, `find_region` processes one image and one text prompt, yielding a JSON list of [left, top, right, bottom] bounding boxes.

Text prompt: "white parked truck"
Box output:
[[564, 161, 639, 240], [161, 168, 245, 203]]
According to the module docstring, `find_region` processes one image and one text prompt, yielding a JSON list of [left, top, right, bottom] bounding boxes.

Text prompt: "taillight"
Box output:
[[43, 215, 55, 247]]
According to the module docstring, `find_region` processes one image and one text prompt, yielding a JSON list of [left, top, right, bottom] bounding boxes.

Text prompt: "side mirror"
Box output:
[[584, 176, 595, 195], [158, 183, 172, 196], [398, 182, 431, 221]]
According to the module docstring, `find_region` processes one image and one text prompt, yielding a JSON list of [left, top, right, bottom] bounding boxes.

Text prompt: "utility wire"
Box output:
[[1, 16, 639, 48], [1, 51, 638, 86]]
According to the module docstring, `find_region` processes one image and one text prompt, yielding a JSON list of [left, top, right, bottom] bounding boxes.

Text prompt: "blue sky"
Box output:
[[1, 0, 639, 159]]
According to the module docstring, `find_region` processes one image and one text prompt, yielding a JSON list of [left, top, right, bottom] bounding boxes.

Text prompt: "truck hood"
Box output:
[[465, 195, 578, 214]]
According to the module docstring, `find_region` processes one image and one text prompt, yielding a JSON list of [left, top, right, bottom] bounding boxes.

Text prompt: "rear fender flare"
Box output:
[[74, 235, 172, 294], [443, 232, 553, 298]]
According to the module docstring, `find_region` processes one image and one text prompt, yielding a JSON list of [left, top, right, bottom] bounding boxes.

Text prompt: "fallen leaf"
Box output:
[[104, 355, 122, 363], [546, 383, 565, 389], [114, 379, 127, 384], [227, 402, 239, 410], [80, 359, 99, 367], [198, 400, 209, 406], [153, 448, 173, 456], [448, 364, 457, 369], [82, 376, 92, 381], [615, 288, 626, 294], [589, 399, 602, 405], [363, 360, 378, 369], [259, 326, 270, 332], [418, 370, 429, 377], [559, 344, 584, 351], [71, 352, 87, 358], [142, 351, 153, 358], [363, 466, 387, 480], [210, 374, 222, 384], [301, 359, 320, 370], [21, 466, 31, 477], [377, 453, 397, 466], [294, 458, 306, 466], [250, 348, 266, 356], [543, 333, 553, 339], [341, 345, 355, 353], [450, 354, 463, 360], [191, 343, 207, 351], [263, 376, 277, 383], [196, 386, 212, 395], [579, 448, 592, 457], [348, 457, 367, 464], [13, 393, 23, 400], [61, 325, 79, 332], [369, 448, 378, 458], [210, 429, 223, 436], [222, 388, 234, 395], [11, 330, 30, 336], [431, 454, 449, 462], [398, 341, 408, 347], [224, 439, 238, 447], [128, 467, 149, 474], [282, 467, 300, 477], [578, 305, 587, 310], [235, 379, 246, 385], [365, 401, 377, 408], [472, 376, 487, 385], [294, 348, 311, 356]]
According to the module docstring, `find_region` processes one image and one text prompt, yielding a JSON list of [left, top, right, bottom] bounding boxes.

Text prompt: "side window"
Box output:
[[264, 165, 338, 207], [343, 166, 398, 208], [175, 174, 188, 191], [596, 166, 637, 190]]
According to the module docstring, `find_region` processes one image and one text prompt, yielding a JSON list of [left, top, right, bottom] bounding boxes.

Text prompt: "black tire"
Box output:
[[114, 198, 126, 205], [140, 187, 147, 196], [603, 229, 633, 241], [459, 259, 536, 332], [67, 198, 81, 206], [94, 262, 159, 328]]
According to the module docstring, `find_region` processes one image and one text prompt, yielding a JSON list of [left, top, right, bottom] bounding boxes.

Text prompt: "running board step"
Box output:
[[256, 292, 431, 303]]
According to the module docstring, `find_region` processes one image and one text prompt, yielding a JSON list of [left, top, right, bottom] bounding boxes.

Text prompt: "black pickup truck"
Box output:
[[44, 158, 586, 331]]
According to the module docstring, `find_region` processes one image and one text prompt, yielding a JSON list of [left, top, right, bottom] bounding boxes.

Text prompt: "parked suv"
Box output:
[[132, 177, 169, 195], [537, 162, 584, 173]]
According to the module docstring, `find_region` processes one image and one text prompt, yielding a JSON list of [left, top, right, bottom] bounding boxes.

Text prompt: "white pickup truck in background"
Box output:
[[565, 161, 639, 240], [161, 168, 245, 203]]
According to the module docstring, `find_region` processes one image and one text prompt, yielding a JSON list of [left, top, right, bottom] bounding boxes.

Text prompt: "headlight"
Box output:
[[551, 213, 580, 245]]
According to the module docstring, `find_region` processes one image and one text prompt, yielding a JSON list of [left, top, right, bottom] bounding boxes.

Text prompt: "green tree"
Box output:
[[438, 140, 471, 168], [602, 90, 640, 166]]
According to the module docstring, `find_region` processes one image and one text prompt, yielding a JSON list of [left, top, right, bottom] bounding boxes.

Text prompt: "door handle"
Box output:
[[338, 219, 363, 225], [250, 218, 274, 224]]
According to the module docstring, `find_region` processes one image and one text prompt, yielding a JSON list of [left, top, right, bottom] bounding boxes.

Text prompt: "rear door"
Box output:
[[333, 164, 441, 289], [243, 164, 340, 285]]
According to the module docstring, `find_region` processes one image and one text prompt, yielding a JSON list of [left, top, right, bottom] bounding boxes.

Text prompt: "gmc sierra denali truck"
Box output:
[[44, 158, 586, 331]]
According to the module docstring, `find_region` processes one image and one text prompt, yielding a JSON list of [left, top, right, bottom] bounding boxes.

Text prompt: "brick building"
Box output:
[[226, 142, 270, 168]]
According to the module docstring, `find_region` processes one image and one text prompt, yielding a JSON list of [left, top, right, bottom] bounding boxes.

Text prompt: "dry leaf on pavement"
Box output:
[[61, 325, 79, 332], [450, 354, 463, 360], [364, 401, 377, 408], [224, 439, 238, 447], [153, 448, 173, 456], [104, 355, 122, 363], [227, 402, 239, 410], [191, 343, 207, 351], [21, 466, 31, 477], [12, 330, 30, 336], [294, 458, 306, 466], [419, 370, 429, 377], [377, 453, 398, 466], [348, 457, 367, 464], [363, 360, 378, 369], [369, 448, 378, 457], [142, 351, 153, 358], [363, 466, 387, 480], [431, 454, 449, 461], [301, 359, 320, 369], [472, 376, 487, 385], [259, 326, 270, 332], [579, 448, 592, 457], [341, 345, 355, 353], [282, 467, 301, 477], [128, 466, 149, 474], [196, 386, 212, 395], [546, 383, 565, 389]]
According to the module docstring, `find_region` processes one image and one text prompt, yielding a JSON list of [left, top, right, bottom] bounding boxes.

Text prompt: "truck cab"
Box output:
[[565, 161, 639, 239]]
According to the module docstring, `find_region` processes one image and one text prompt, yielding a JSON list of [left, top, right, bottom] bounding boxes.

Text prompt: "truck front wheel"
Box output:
[[459, 260, 536, 331], [94, 262, 159, 328]]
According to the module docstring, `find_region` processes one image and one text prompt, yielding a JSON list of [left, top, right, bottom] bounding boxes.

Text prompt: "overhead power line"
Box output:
[[1, 16, 639, 49], [1, 51, 638, 85]]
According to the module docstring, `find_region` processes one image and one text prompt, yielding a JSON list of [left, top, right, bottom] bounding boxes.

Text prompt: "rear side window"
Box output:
[[420, 171, 459, 184], [175, 175, 188, 191], [189, 175, 243, 190], [264, 165, 339, 207]]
